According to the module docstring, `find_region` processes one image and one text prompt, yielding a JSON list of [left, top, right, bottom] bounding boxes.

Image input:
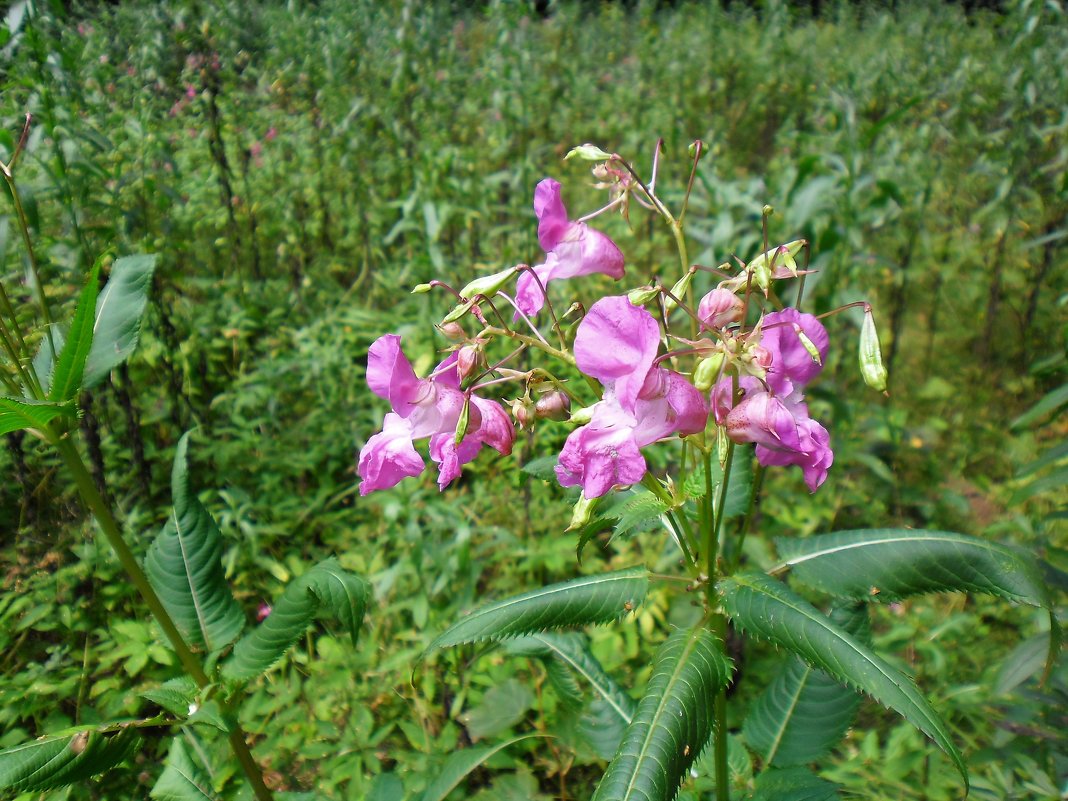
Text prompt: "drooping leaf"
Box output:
[[145, 432, 244, 652], [222, 557, 369, 682], [48, 262, 100, 402], [750, 766, 841, 801], [720, 572, 967, 790], [83, 254, 158, 388], [0, 396, 75, 435], [427, 568, 648, 651], [462, 679, 535, 740], [0, 724, 141, 793], [592, 625, 732, 801], [150, 738, 219, 801], [775, 528, 1051, 608], [420, 735, 541, 801], [743, 605, 870, 766]]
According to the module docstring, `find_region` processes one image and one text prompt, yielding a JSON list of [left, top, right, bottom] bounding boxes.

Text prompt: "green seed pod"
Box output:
[[566, 493, 598, 531], [693, 352, 726, 392], [663, 268, 696, 314], [796, 329, 823, 367], [565, 143, 614, 162], [458, 265, 520, 300], [628, 285, 660, 306], [454, 397, 472, 446], [859, 307, 888, 392]]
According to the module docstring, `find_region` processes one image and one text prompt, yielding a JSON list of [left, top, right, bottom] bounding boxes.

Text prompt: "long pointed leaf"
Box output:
[[0, 396, 75, 435], [592, 625, 732, 801], [743, 605, 870, 766], [222, 558, 368, 682], [420, 734, 542, 801], [428, 568, 649, 651], [775, 528, 1051, 608], [145, 433, 244, 652], [48, 262, 100, 402], [720, 572, 967, 790], [84, 254, 158, 388], [0, 725, 140, 792]]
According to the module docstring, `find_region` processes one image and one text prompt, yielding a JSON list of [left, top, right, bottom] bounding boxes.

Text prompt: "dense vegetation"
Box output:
[[0, 0, 1064, 799]]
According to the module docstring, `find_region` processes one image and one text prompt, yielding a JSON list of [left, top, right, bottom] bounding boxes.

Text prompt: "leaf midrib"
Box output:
[[776, 533, 1009, 570], [620, 629, 703, 801], [763, 663, 811, 766], [530, 634, 633, 724]]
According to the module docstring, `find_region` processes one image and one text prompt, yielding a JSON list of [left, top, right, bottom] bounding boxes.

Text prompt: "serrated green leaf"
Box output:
[[140, 676, 198, 718], [592, 625, 732, 801], [581, 698, 631, 761], [0, 725, 140, 792], [544, 658, 586, 710], [743, 605, 870, 766], [83, 254, 158, 388], [776, 528, 1051, 607], [683, 457, 752, 520], [720, 572, 967, 790], [612, 491, 668, 541], [427, 568, 649, 651], [145, 433, 244, 652], [522, 455, 558, 481], [48, 262, 100, 402], [0, 396, 75, 435], [150, 738, 219, 801], [420, 735, 541, 801], [462, 679, 535, 740], [750, 766, 841, 801], [222, 557, 368, 682]]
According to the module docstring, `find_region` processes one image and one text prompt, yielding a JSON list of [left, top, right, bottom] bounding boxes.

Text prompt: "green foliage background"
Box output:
[[0, 0, 1064, 798]]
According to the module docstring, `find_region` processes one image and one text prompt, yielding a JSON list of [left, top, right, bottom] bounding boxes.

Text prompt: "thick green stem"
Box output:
[[51, 434, 274, 801]]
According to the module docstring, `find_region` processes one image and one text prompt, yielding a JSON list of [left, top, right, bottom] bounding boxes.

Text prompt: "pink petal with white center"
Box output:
[[554, 402, 646, 499]]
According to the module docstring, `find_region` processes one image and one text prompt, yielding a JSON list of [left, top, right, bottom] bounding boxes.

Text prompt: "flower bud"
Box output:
[[510, 398, 534, 430], [664, 269, 696, 314], [565, 143, 614, 162], [693, 352, 726, 392], [411, 282, 433, 294], [535, 391, 571, 421], [438, 321, 466, 341], [568, 404, 595, 425], [859, 307, 888, 392], [697, 288, 744, 330], [457, 344, 483, 382], [688, 140, 707, 161]]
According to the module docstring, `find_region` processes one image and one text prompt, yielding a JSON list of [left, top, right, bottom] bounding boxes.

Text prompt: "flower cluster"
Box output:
[[358, 172, 849, 499]]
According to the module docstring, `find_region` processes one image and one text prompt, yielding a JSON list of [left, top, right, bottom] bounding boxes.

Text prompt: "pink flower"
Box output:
[[713, 308, 833, 492], [555, 297, 707, 498], [514, 179, 624, 317], [256, 603, 272, 622], [358, 336, 515, 494], [698, 288, 744, 330]]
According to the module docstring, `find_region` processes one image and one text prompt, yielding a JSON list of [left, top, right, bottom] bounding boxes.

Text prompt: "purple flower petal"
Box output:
[[534, 178, 569, 252], [574, 296, 660, 412], [358, 413, 424, 495], [366, 335, 421, 410], [555, 402, 646, 498], [761, 308, 829, 395]]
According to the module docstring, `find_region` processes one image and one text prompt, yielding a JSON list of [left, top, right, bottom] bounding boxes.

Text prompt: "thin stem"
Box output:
[[480, 325, 574, 366], [515, 265, 566, 350], [678, 140, 703, 226], [0, 311, 42, 396], [50, 433, 275, 801], [1, 161, 56, 363]]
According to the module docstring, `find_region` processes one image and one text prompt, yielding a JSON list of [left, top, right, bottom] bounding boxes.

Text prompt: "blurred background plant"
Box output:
[[0, 0, 1064, 798]]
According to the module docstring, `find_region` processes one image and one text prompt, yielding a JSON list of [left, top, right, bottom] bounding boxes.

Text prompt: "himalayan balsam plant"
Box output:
[[0, 116, 369, 801], [360, 141, 1058, 800]]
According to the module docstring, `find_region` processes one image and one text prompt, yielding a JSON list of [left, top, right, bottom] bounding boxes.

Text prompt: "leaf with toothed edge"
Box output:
[[426, 568, 649, 652], [720, 571, 968, 791], [592, 625, 732, 801], [776, 528, 1059, 680], [743, 604, 870, 767], [0, 724, 141, 793]]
